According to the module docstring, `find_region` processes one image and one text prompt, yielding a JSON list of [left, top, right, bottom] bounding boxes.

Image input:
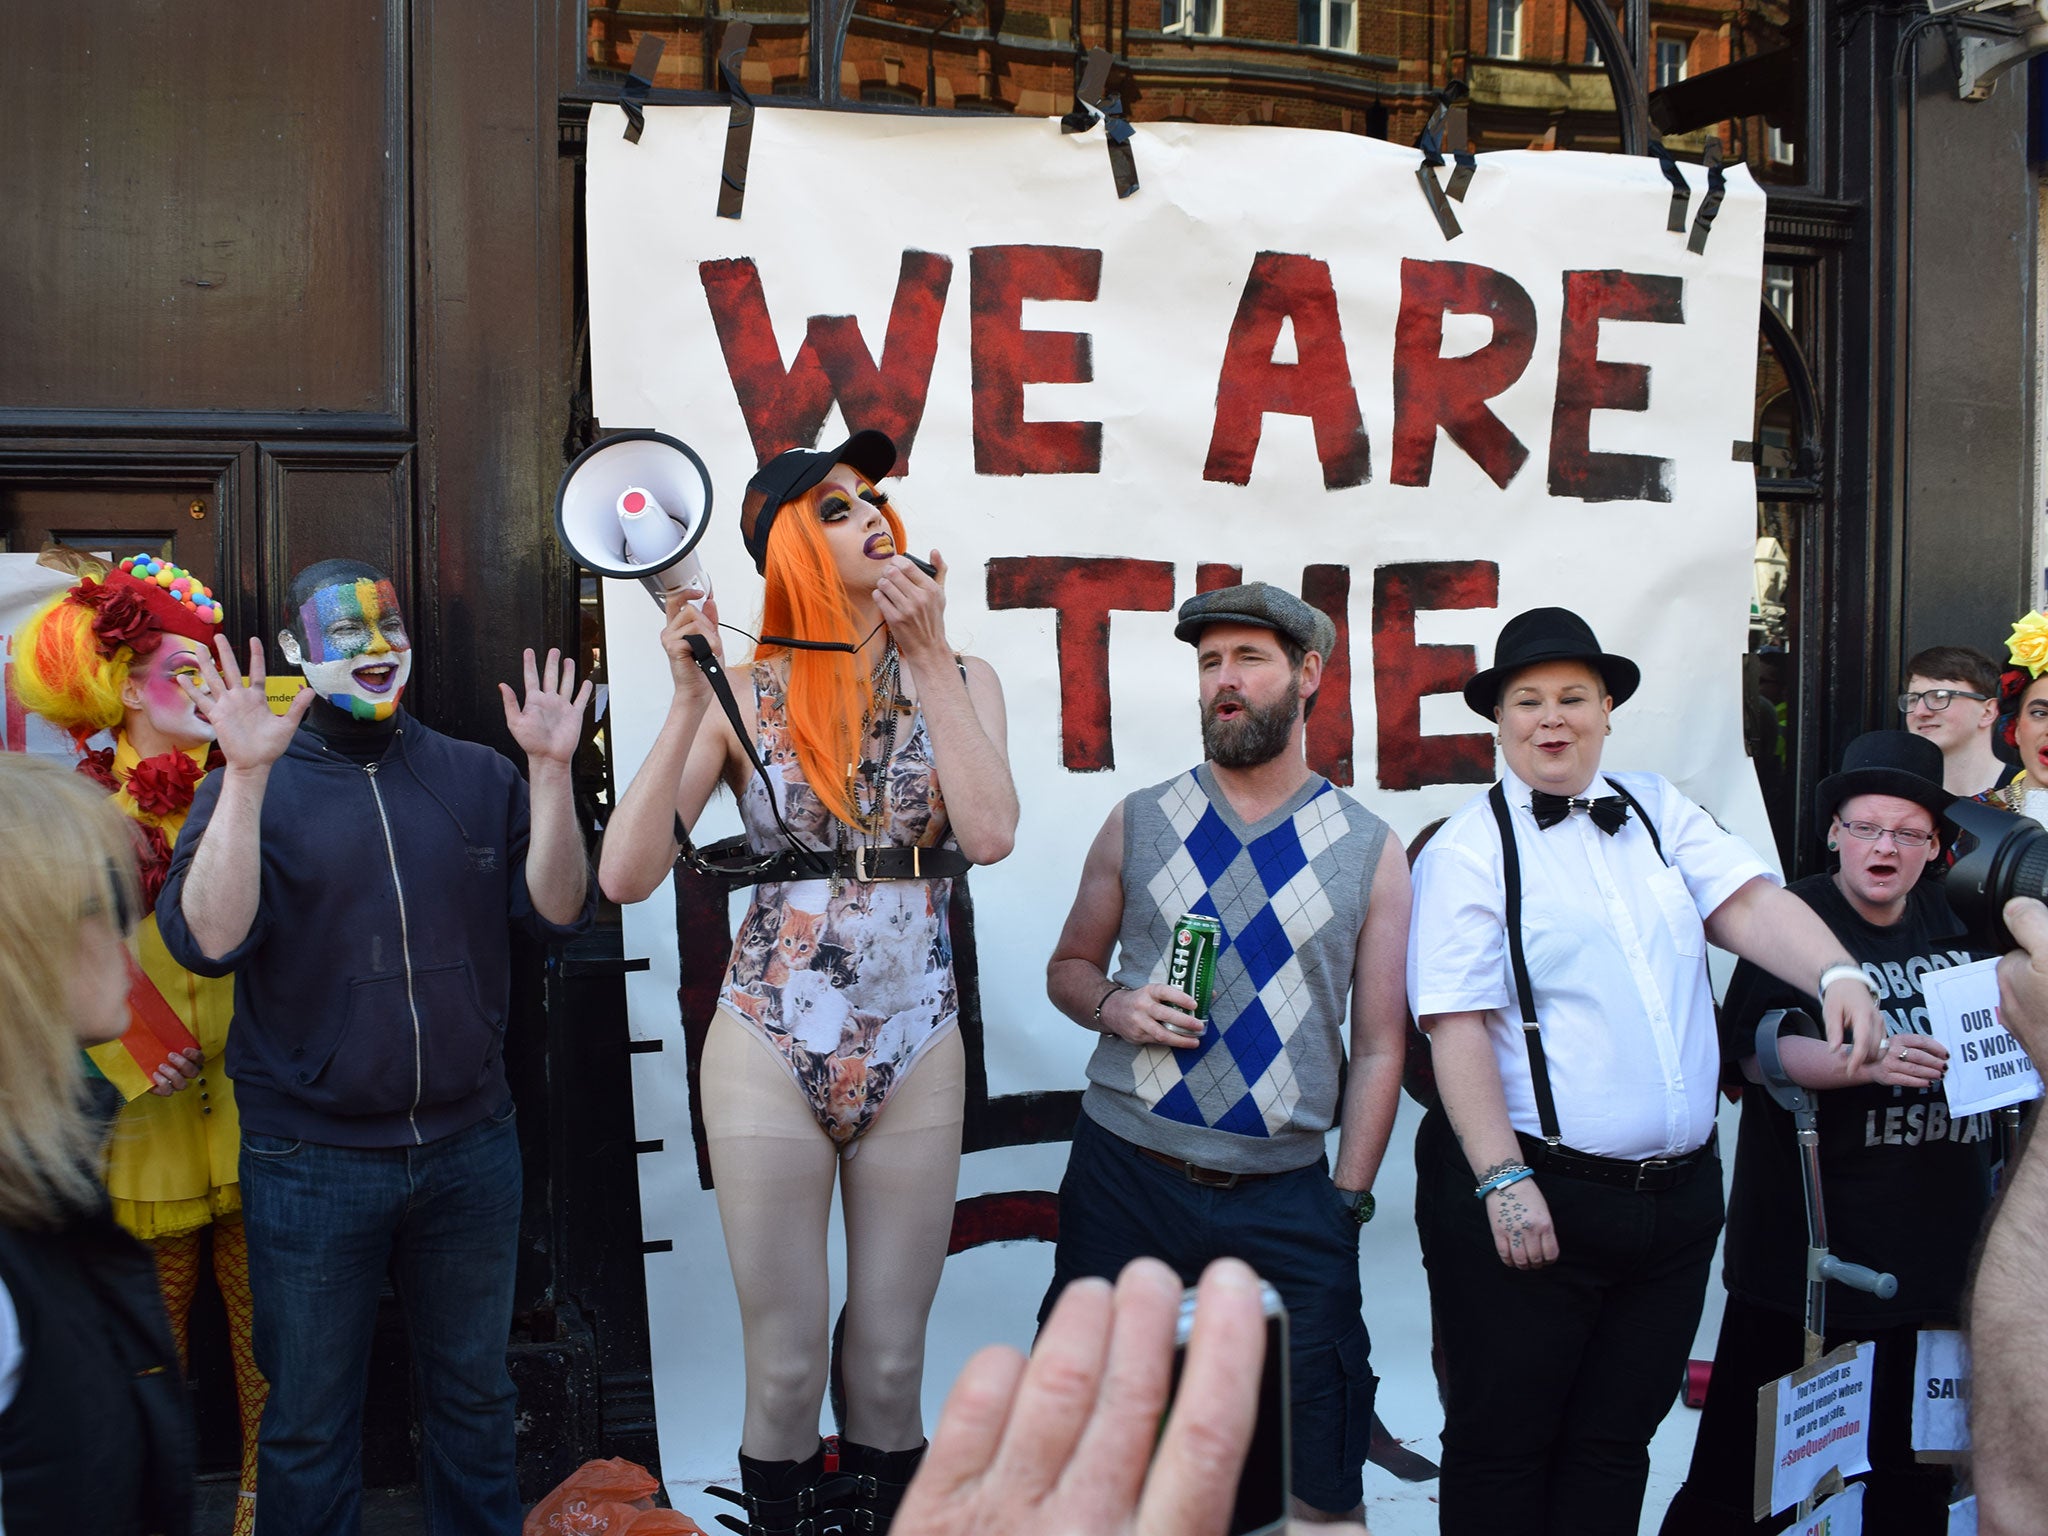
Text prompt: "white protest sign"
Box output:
[[1924, 957, 2044, 1116], [1755, 1340, 1877, 1519], [1913, 1328, 1971, 1458], [1949, 1495, 1978, 1536], [587, 104, 1771, 1494], [1789, 1483, 1865, 1536]]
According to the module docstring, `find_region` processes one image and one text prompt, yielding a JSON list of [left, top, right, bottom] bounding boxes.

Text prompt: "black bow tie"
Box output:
[[1530, 790, 1631, 835]]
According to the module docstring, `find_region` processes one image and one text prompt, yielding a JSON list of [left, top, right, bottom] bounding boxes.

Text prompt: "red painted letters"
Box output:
[[969, 246, 1104, 476], [699, 252, 952, 474], [1372, 561, 1499, 791], [986, 556, 1174, 770], [1548, 270, 1684, 503], [1391, 259, 1538, 490], [1203, 253, 1372, 490]]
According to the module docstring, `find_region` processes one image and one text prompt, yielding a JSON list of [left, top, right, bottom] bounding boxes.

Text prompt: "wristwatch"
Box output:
[[1338, 1188, 1376, 1226]]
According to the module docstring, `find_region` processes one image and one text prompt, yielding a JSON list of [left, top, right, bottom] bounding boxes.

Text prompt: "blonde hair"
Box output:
[[0, 752, 139, 1226], [13, 590, 131, 745], [756, 484, 910, 828]]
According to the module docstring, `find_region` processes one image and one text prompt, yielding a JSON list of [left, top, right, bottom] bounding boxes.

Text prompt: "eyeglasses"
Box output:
[[1897, 689, 1991, 712], [1837, 819, 1936, 849]]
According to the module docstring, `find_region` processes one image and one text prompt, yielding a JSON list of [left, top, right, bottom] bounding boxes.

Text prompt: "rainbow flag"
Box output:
[[84, 952, 202, 1102]]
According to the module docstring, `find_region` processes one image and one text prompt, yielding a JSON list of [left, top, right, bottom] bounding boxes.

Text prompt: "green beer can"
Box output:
[[1167, 913, 1223, 1021]]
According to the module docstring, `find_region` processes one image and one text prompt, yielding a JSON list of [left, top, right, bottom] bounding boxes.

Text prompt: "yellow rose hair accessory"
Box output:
[[2008, 610, 2048, 678]]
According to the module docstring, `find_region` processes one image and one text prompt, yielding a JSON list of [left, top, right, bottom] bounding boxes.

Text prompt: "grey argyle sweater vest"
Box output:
[[1082, 763, 1389, 1174]]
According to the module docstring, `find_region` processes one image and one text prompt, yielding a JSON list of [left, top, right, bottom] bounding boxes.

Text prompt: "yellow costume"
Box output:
[[16, 557, 264, 1536]]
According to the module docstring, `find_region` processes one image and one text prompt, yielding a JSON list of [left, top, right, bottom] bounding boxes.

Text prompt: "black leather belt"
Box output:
[[684, 831, 968, 886], [1133, 1142, 1278, 1189], [1517, 1131, 1715, 1193]]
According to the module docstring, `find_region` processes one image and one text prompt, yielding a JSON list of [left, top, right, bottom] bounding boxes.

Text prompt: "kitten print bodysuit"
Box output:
[[718, 658, 959, 1146]]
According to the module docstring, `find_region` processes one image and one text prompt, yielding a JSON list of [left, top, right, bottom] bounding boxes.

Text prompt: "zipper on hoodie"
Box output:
[[364, 761, 426, 1145]]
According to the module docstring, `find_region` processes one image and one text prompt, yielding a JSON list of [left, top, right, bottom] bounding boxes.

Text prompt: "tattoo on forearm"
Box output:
[[1477, 1160, 1520, 1184]]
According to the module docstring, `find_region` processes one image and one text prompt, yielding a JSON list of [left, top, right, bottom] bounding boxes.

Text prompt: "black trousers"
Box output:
[[1658, 1297, 1957, 1536], [1415, 1108, 1724, 1536]]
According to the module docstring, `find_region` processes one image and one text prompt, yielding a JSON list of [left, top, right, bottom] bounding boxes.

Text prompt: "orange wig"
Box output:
[[14, 592, 130, 747], [755, 485, 911, 829]]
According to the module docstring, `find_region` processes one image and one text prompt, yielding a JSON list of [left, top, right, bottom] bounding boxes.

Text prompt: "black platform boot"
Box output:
[[836, 1440, 926, 1536], [706, 1443, 852, 1536]]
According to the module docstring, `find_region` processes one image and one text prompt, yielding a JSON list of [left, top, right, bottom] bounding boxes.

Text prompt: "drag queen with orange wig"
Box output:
[[14, 552, 266, 1536], [601, 431, 1018, 1536]]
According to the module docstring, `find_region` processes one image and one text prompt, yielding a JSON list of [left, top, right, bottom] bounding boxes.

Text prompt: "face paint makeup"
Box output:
[[295, 578, 413, 720], [132, 636, 216, 749]]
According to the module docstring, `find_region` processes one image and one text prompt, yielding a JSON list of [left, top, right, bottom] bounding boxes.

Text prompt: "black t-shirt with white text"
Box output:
[[1720, 875, 1996, 1327]]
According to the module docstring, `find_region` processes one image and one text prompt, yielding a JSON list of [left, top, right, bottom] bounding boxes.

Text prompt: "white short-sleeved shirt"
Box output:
[[1407, 767, 1777, 1160]]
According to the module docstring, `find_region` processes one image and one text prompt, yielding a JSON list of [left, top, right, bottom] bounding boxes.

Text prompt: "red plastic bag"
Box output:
[[524, 1458, 708, 1536]]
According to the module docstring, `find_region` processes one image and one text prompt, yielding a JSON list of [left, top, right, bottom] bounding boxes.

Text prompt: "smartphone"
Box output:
[[1165, 1282, 1290, 1536]]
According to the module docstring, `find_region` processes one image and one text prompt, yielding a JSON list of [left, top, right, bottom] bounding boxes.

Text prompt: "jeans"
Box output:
[[1415, 1108, 1723, 1536], [241, 1104, 523, 1536], [1041, 1110, 1378, 1514]]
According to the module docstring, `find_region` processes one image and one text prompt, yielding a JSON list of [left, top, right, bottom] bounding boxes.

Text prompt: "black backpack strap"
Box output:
[[676, 636, 829, 880], [1488, 782, 1562, 1144]]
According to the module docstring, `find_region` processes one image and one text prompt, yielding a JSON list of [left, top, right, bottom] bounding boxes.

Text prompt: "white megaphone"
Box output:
[[553, 429, 714, 607]]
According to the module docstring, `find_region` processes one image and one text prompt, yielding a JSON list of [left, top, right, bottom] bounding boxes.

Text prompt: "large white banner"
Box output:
[[587, 104, 1768, 1508]]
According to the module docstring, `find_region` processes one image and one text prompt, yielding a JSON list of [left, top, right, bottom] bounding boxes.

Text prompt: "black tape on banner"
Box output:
[[1649, 136, 1692, 234], [1444, 104, 1476, 202], [1065, 48, 1139, 199], [1688, 137, 1727, 255], [1413, 103, 1462, 240], [716, 21, 757, 221], [620, 33, 666, 144]]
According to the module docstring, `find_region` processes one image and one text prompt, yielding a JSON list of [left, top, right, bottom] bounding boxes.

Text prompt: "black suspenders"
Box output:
[[1485, 778, 1666, 1145]]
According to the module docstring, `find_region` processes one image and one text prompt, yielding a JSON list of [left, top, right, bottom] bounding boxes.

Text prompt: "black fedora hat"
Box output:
[[1461, 606, 1641, 718], [1815, 730, 1953, 824], [739, 429, 898, 574]]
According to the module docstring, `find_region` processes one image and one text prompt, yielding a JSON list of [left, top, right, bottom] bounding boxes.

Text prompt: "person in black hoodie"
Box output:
[[155, 560, 596, 1536], [1659, 730, 1993, 1535], [0, 751, 194, 1536]]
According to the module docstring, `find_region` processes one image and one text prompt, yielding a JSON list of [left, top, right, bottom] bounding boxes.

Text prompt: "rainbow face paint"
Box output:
[[133, 635, 216, 747], [295, 578, 412, 720]]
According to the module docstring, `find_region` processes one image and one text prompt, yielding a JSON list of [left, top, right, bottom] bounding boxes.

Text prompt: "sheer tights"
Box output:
[[702, 1008, 964, 1462]]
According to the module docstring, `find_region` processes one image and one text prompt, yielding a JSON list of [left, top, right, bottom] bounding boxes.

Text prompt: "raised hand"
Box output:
[[499, 648, 594, 768], [179, 637, 314, 771]]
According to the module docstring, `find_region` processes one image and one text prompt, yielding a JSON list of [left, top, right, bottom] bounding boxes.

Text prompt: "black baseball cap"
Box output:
[[739, 430, 898, 574]]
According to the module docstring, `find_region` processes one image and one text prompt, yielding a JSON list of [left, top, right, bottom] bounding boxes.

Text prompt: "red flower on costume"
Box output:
[[76, 747, 120, 792], [127, 752, 205, 818], [133, 822, 173, 915], [72, 578, 163, 658]]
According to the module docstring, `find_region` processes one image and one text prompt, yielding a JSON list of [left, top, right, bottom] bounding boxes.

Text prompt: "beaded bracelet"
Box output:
[[1474, 1165, 1535, 1200]]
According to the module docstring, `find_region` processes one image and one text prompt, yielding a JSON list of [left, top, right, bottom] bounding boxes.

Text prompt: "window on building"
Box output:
[[1655, 36, 1688, 87], [1767, 124, 1795, 164], [1162, 0, 1222, 34], [1764, 264, 1795, 327], [1297, 0, 1355, 50], [1583, 35, 1603, 65], [1488, 0, 1522, 58]]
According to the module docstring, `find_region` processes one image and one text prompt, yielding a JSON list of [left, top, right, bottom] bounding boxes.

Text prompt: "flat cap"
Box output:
[[1174, 582, 1337, 659]]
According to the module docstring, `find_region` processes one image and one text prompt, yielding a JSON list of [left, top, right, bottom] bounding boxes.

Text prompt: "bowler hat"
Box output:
[[1461, 606, 1640, 718], [739, 430, 898, 574], [1174, 582, 1337, 660], [1815, 730, 1953, 824]]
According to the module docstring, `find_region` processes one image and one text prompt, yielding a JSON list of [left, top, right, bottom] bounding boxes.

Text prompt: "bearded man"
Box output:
[[1038, 582, 1411, 1525], [155, 559, 595, 1536]]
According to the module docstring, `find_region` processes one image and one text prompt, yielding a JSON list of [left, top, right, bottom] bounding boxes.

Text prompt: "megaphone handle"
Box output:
[[685, 636, 828, 872]]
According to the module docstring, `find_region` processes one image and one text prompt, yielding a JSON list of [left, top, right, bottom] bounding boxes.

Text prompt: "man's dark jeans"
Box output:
[[1416, 1108, 1724, 1536], [241, 1104, 523, 1536], [1040, 1109, 1379, 1515]]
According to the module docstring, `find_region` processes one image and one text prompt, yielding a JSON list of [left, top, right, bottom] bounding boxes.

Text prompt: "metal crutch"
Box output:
[[1755, 1009, 1899, 1517]]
